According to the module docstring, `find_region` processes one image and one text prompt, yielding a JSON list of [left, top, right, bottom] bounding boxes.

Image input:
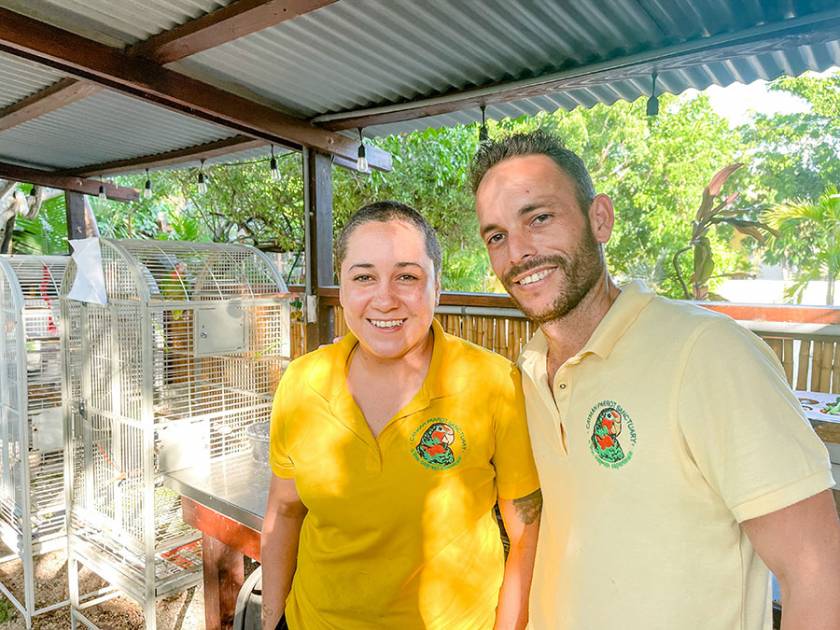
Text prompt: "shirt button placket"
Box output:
[[553, 370, 571, 453]]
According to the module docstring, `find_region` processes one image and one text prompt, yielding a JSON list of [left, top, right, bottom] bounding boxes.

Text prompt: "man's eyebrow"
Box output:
[[480, 205, 541, 237]]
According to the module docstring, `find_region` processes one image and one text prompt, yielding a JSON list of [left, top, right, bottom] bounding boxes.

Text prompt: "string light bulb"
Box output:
[[646, 72, 659, 117], [479, 104, 489, 142], [98, 176, 107, 201], [198, 159, 208, 194], [270, 145, 281, 182], [356, 129, 368, 172], [143, 168, 153, 199]]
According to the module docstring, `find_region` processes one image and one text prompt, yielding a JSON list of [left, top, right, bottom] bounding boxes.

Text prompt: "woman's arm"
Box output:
[[261, 474, 307, 630], [494, 489, 542, 630]]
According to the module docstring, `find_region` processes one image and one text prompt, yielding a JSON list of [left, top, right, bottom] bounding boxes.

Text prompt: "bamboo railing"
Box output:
[[288, 291, 840, 395]]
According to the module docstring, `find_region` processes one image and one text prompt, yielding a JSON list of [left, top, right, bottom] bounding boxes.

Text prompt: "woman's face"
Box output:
[[339, 220, 439, 362]]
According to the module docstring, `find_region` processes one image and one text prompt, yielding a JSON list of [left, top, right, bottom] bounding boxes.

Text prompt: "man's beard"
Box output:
[[503, 226, 604, 325]]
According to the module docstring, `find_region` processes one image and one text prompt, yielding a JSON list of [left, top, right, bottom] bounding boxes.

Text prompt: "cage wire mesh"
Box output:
[[0, 255, 69, 625], [61, 239, 291, 629]]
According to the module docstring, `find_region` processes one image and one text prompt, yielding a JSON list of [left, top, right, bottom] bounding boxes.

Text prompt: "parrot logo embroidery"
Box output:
[[586, 401, 637, 469], [411, 418, 466, 470]]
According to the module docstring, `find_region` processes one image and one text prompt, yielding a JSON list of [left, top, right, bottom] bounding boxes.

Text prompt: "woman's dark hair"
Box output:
[[335, 201, 442, 278]]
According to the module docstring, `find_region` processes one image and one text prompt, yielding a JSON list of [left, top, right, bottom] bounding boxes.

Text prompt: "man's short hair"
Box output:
[[336, 200, 442, 279], [469, 129, 596, 213]]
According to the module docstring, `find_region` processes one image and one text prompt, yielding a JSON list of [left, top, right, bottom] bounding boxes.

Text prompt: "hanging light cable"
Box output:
[[270, 145, 281, 182], [479, 104, 489, 142], [646, 72, 659, 117], [198, 159, 208, 194], [143, 168, 153, 199], [356, 129, 368, 172], [98, 176, 107, 201]]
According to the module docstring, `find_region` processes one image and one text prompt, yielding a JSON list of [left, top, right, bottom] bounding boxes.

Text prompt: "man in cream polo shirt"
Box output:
[[471, 129, 840, 630]]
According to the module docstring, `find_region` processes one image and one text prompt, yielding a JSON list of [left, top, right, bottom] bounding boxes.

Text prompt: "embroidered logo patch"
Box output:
[[585, 400, 636, 469], [411, 418, 466, 470]]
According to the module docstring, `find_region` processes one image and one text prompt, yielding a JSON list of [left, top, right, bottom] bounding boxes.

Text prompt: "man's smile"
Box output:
[[514, 267, 556, 287]]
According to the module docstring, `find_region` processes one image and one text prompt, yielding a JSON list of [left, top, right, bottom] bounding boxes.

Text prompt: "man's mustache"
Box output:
[[504, 255, 568, 287]]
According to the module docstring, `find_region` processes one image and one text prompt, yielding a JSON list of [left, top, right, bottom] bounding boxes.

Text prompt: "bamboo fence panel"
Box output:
[[797, 340, 812, 391], [288, 299, 838, 392], [782, 339, 795, 384]]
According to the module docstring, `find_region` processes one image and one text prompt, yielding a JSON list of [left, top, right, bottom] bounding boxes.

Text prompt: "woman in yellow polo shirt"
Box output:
[[261, 201, 541, 630]]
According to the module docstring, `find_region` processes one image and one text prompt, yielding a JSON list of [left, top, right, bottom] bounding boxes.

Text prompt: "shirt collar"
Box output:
[[583, 280, 654, 359], [307, 317, 456, 405], [519, 280, 654, 374]]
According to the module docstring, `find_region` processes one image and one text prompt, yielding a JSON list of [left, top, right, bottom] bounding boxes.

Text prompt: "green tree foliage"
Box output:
[[672, 164, 776, 300], [10, 189, 67, 255], [763, 186, 840, 304], [10, 72, 837, 300], [525, 94, 750, 297], [740, 74, 840, 204], [332, 127, 490, 290]]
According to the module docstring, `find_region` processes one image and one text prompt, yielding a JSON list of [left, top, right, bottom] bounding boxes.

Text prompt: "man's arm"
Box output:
[[494, 489, 542, 630], [741, 489, 840, 630], [261, 474, 307, 630]]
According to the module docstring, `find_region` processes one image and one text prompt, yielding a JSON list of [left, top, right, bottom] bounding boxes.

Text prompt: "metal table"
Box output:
[[167, 453, 270, 630], [794, 390, 840, 487]]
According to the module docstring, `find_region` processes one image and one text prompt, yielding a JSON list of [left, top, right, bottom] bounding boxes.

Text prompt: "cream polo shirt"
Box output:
[[519, 281, 834, 630]]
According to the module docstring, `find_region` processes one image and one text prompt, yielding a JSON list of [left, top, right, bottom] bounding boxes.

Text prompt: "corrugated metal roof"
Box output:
[[0, 90, 234, 170], [174, 0, 840, 136], [0, 0, 231, 46], [363, 40, 840, 137], [0, 51, 68, 110], [0, 0, 838, 174]]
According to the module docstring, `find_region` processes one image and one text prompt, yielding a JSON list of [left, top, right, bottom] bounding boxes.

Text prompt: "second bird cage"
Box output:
[[61, 239, 291, 630], [0, 255, 68, 628]]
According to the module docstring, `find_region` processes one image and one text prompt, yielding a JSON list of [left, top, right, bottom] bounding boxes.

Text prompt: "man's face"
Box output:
[[475, 154, 612, 324]]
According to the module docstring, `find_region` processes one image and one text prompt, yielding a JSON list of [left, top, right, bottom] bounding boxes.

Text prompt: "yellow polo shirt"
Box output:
[[519, 281, 834, 630], [270, 319, 540, 630]]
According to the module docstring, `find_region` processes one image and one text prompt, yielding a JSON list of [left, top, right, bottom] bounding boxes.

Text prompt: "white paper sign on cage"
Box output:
[[68, 237, 108, 305]]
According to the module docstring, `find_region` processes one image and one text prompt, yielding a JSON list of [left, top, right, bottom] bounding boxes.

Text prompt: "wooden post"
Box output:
[[64, 191, 99, 251], [303, 149, 334, 352]]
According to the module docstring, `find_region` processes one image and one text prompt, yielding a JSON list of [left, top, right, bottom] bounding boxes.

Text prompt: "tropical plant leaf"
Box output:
[[692, 237, 715, 290], [723, 218, 778, 243], [707, 163, 743, 198]]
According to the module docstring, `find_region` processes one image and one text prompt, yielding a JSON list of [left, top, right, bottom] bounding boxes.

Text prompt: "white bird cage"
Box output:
[[61, 239, 291, 630], [0, 255, 68, 627]]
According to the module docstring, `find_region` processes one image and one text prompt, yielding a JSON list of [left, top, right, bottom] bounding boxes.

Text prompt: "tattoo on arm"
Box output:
[[513, 488, 543, 524]]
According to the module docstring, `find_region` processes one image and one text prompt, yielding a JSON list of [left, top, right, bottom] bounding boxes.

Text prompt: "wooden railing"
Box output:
[[288, 289, 840, 394]]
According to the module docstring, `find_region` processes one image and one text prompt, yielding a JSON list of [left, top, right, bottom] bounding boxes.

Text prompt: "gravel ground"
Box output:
[[0, 548, 206, 629]]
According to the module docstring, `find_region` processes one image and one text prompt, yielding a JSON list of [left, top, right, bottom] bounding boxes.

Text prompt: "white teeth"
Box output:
[[518, 269, 552, 286], [370, 319, 404, 328]]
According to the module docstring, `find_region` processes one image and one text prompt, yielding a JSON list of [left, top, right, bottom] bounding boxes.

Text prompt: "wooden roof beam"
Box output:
[[0, 77, 100, 132], [0, 2, 335, 135], [130, 0, 337, 64], [70, 134, 361, 177], [0, 161, 138, 201], [0, 8, 390, 172]]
